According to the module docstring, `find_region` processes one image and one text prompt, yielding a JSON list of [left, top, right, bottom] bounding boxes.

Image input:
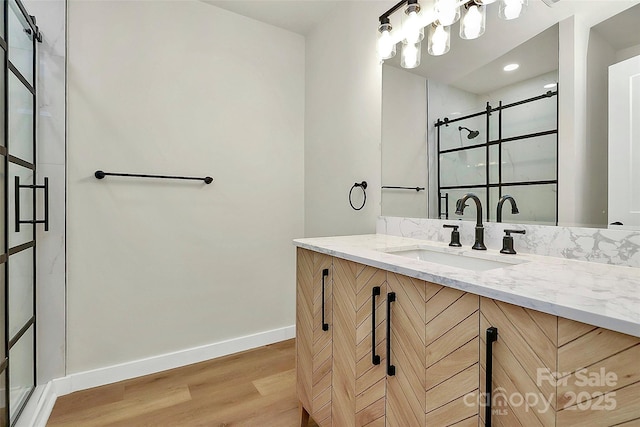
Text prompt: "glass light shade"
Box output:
[[434, 0, 460, 26], [499, 0, 527, 20], [377, 23, 396, 60], [428, 24, 450, 56], [460, 2, 486, 40], [402, 3, 424, 44], [401, 41, 421, 69]]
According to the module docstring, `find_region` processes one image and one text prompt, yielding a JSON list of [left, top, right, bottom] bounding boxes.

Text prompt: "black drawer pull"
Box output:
[[386, 292, 396, 376], [321, 268, 329, 331], [485, 327, 498, 426], [371, 286, 381, 365]]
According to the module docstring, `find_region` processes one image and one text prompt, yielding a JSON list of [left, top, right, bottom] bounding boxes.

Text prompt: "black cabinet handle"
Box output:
[[386, 292, 396, 376], [371, 286, 381, 365], [15, 176, 49, 232], [321, 268, 329, 331], [485, 327, 498, 426]]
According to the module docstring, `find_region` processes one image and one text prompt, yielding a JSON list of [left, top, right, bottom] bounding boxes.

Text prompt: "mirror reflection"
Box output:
[[381, 1, 640, 229]]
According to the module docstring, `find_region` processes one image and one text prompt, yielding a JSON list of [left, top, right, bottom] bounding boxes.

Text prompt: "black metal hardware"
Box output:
[[379, 0, 409, 22], [386, 292, 396, 376], [443, 224, 462, 247], [455, 193, 486, 250], [371, 286, 381, 365], [15, 176, 49, 232], [381, 186, 425, 192], [94, 170, 213, 184], [486, 327, 498, 427], [500, 229, 526, 254], [439, 192, 449, 219], [349, 181, 367, 211], [321, 268, 329, 331], [496, 195, 519, 223]]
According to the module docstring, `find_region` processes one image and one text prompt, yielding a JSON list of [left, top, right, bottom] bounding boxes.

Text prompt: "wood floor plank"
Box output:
[[48, 340, 320, 427]]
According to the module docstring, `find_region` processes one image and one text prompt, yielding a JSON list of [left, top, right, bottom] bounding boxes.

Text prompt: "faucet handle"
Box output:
[[501, 229, 526, 254], [443, 224, 462, 247]]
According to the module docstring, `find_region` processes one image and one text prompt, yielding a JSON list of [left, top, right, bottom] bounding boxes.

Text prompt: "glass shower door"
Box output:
[[2, 0, 43, 425]]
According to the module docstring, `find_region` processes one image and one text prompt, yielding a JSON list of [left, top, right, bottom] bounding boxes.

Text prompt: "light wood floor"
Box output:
[[48, 339, 319, 426]]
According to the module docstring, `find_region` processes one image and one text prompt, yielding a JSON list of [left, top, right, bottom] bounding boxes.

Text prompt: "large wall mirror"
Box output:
[[381, 0, 640, 229]]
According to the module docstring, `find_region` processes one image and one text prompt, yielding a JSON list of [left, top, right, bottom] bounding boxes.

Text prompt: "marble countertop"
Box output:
[[293, 234, 640, 338]]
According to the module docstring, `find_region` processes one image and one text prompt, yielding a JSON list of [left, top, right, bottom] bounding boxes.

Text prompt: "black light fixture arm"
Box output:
[[379, 0, 410, 23]]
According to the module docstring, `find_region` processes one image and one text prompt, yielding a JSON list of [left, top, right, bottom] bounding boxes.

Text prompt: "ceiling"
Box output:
[[591, 3, 640, 50], [450, 23, 559, 94], [202, 0, 341, 35], [204, 0, 640, 87]]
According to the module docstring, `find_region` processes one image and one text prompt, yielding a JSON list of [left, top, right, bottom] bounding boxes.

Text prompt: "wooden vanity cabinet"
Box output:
[[296, 248, 334, 426], [424, 284, 481, 426], [297, 251, 483, 427], [480, 297, 559, 427], [297, 250, 640, 427], [480, 297, 640, 427]]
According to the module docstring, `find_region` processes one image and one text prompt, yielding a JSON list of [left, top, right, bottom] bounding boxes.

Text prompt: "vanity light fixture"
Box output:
[[434, 0, 460, 26], [503, 63, 519, 71], [428, 22, 451, 56], [377, 0, 533, 67], [401, 41, 422, 68], [377, 17, 397, 60], [544, 83, 557, 89], [403, 0, 425, 44], [499, 0, 527, 20], [460, 1, 486, 40]]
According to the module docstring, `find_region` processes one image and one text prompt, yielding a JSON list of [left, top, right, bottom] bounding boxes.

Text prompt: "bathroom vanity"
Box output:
[[294, 234, 640, 427]]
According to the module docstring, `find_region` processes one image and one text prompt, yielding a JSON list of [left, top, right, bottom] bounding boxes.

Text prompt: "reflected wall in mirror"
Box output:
[[381, 0, 640, 229]]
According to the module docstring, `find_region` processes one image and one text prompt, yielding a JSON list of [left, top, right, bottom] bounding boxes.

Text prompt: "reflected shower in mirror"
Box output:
[[382, 24, 559, 225]]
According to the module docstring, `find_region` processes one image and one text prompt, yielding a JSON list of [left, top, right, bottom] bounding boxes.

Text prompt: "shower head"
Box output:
[[458, 126, 480, 140]]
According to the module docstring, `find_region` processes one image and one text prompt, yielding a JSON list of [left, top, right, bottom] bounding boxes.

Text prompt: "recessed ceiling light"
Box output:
[[503, 63, 519, 72], [544, 83, 557, 89]]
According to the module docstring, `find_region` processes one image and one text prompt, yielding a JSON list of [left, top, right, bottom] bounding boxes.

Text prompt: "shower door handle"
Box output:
[[15, 176, 49, 232]]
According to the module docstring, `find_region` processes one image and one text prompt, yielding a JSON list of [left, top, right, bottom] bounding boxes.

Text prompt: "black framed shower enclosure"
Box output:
[[0, 0, 44, 425], [435, 90, 559, 224]]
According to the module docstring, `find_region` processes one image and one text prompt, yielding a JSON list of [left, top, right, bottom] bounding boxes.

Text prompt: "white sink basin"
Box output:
[[382, 247, 526, 272]]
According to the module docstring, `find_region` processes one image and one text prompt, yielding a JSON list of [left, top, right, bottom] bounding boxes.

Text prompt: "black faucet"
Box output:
[[497, 195, 519, 223], [455, 193, 486, 250]]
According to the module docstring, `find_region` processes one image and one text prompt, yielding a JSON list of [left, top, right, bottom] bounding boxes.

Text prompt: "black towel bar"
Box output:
[[95, 170, 213, 184]]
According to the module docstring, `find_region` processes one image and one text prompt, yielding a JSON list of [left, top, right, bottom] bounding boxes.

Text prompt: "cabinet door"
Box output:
[[425, 285, 480, 426], [386, 273, 427, 427], [556, 318, 640, 426], [296, 248, 333, 426], [332, 260, 387, 427], [480, 297, 558, 427]]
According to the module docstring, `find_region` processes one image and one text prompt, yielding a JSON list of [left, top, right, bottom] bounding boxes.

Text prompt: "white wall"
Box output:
[[66, 0, 304, 373], [304, 2, 384, 237], [558, 16, 589, 227], [381, 65, 427, 218], [584, 29, 615, 227]]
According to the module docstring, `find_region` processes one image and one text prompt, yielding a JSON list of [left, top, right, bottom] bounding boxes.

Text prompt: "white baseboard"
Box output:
[[20, 325, 295, 426], [54, 325, 295, 396]]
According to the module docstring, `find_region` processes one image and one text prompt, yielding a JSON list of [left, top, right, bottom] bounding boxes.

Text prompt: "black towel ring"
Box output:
[[349, 181, 367, 211]]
